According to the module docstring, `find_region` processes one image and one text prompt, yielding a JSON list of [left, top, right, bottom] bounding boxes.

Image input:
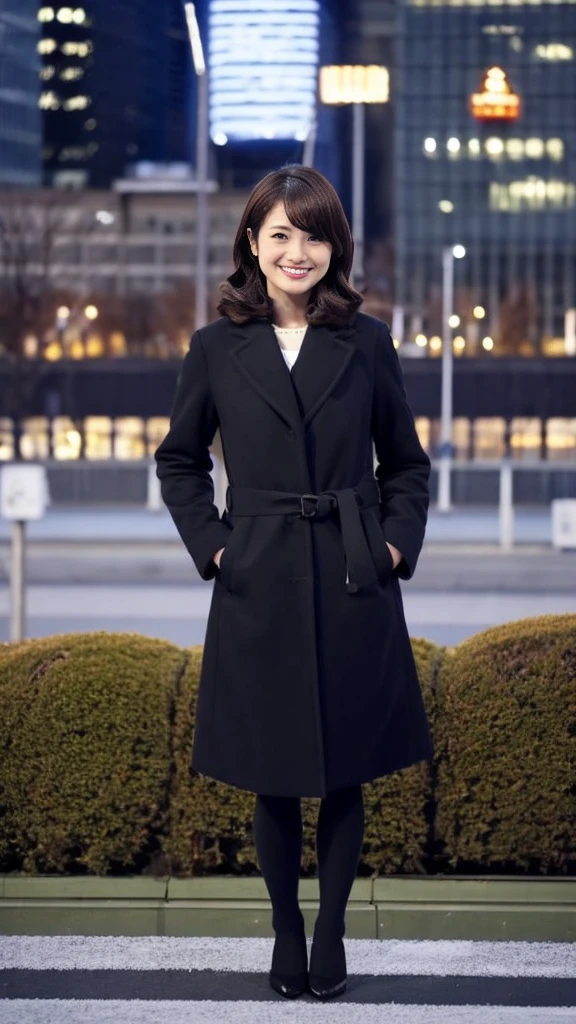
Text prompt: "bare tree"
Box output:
[[0, 191, 86, 456], [497, 284, 540, 356]]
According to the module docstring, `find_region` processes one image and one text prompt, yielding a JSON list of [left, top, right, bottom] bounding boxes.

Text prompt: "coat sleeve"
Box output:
[[154, 329, 232, 582], [371, 322, 430, 581]]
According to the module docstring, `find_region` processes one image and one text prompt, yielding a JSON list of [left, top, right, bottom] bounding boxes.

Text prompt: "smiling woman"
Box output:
[[155, 162, 432, 1002], [217, 164, 363, 327]]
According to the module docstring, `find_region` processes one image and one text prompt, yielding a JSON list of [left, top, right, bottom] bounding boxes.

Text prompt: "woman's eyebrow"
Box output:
[[269, 224, 293, 230]]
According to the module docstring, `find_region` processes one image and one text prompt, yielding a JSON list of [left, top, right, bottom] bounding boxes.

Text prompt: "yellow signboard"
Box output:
[[320, 65, 389, 105], [470, 66, 520, 121]]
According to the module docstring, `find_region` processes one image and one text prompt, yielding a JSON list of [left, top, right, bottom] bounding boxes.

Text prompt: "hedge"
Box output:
[[0, 615, 574, 876], [434, 614, 576, 874], [0, 632, 185, 874]]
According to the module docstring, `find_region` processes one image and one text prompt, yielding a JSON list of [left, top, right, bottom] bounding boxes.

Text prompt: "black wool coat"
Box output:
[[155, 311, 433, 798]]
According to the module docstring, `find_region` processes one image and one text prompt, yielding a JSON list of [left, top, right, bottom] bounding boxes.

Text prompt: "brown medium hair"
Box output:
[[217, 164, 363, 327]]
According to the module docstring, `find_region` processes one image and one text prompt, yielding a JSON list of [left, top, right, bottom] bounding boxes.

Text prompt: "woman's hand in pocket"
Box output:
[[386, 542, 403, 570]]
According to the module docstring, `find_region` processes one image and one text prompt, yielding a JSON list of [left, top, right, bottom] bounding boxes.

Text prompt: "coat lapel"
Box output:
[[229, 319, 358, 431]]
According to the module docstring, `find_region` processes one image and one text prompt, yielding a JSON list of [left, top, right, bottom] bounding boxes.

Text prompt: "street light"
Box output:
[[184, 2, 209, 330], [319, 65, 389, 289], [438, 244, 466, 513]]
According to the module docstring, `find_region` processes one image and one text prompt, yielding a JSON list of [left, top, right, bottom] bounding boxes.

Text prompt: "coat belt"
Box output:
[[225, 479, 381, 595]]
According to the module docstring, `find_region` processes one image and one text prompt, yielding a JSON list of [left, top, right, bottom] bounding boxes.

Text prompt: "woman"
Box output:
[[155, 165, 433, 1001]]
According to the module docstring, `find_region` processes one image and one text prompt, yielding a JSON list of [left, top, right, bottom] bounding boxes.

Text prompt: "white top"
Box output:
[[272, 324, 307, 372]]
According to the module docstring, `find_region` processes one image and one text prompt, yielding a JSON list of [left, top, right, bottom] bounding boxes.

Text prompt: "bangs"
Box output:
[[282, 176, 345, 255]]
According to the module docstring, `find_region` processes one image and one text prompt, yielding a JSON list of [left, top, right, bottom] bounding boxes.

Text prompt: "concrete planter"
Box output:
[[1, 875, 574, 940]]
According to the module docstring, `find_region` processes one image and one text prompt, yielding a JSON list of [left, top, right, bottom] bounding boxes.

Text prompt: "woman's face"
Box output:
[[247, 201, 333, 304]]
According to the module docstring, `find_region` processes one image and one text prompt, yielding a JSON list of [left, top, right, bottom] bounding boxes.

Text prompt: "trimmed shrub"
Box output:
[[163, 637, 443, 876], [0, 632, 185, 874], [434, 614, 576, 874]]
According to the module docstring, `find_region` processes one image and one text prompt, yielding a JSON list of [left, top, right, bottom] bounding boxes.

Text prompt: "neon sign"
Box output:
[[208, 0, 320, 143], [470, 67, 521, 121]]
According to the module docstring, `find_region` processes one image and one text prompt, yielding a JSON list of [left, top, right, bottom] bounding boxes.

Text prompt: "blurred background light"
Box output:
[[208, 0, 320, 142]]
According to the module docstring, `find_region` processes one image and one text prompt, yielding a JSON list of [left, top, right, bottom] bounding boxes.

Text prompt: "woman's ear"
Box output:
[[247, 227, 257, 256]]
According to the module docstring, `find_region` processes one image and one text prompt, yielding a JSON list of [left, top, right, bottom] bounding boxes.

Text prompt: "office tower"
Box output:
[[0, 1, 42, 185], [38, 0, 194, 188], [395, 0, 576, 353]]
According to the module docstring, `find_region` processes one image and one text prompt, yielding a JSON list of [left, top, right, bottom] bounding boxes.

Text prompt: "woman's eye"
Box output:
[[272, 232, 287, 239]]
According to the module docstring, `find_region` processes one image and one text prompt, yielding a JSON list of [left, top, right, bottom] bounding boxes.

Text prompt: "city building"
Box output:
[[203, 0, 354, 198], [38, 1, 194, 189], [394, 0, 576, 356], [0, 2, 42, 186]]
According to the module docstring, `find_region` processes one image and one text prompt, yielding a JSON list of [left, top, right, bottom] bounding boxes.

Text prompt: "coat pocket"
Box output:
[[216, 521, 242, 593], [362, 508, 394, 586]]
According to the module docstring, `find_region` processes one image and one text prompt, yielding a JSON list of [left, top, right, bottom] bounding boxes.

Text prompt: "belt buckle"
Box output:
[[300, 493, 318, 518]]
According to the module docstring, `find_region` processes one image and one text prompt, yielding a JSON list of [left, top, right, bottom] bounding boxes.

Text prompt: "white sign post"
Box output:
[[0, 464, 49, 642]]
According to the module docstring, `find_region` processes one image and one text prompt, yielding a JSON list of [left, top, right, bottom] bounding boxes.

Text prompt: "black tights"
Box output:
[[253, 785, 364, 938]]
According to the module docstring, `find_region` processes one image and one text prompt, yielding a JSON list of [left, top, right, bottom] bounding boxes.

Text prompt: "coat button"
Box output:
[[287, 429, 295, 439]]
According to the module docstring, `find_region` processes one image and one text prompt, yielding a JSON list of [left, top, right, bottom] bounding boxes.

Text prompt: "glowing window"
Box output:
[[60, 67, 84, 81], [38, 39, 58, 54], [525, 137, 545, 158], [61, 41, 92, 56], [63, 95, 90, 110], [485, 136, 504, 156], [39, 91, 61, 110], [546, 138, 564, 161], [505, 138, 524, 160], [546, 419, 576, 460], [473, 419, 506, 460]]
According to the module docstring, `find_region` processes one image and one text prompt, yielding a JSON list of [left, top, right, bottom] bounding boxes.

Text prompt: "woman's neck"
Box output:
[[268, 286, 309, 329]]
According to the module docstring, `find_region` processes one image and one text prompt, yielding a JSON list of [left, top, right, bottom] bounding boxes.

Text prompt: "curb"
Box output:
[[1, 875, 575, 940]]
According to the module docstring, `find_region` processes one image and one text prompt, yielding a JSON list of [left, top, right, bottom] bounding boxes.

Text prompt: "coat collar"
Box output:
[[228, 317, 358, 431]]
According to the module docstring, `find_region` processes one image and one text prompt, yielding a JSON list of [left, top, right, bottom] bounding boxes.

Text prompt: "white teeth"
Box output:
[[280, 267, 310, 275]]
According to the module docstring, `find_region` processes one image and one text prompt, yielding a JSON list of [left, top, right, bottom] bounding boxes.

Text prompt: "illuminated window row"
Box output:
[[534, 43, 574, 60], [0, 417, 169, 462], [489, 178, 576, 209], [39, 92, 91, 111], [423, 136, 564, 161], [38, 7, 87, 24], [3, 416, 576, 463], [38, 39, 92, 56], [39, 67, 85, 81]]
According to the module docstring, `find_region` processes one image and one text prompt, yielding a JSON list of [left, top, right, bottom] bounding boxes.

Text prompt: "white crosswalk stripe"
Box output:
[[1, 937, 575, 1023]]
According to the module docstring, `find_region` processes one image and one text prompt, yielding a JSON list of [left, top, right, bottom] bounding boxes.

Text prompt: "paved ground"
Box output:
[[0, 505, 561, 545], [0, 506, 574, 646], [1, 936, 575, 1023], [0, 583, 574, 648]]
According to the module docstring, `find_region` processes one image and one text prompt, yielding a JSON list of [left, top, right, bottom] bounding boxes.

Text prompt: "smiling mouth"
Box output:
[[278, 266, 313, 278]]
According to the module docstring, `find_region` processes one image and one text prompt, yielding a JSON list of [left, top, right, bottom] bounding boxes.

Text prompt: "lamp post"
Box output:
[[319, 65, 389, 290], [184, 2, 209, 331], [438, 244, 466, 512], [351, 100, 365, 289]]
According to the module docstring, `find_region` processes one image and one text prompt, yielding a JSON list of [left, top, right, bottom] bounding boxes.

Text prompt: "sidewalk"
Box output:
[[0, 506, 557, 546]]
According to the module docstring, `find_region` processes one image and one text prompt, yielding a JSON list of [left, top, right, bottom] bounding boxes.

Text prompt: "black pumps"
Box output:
[[269, 926, 309, 999], [308, 929, 347, 999]]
